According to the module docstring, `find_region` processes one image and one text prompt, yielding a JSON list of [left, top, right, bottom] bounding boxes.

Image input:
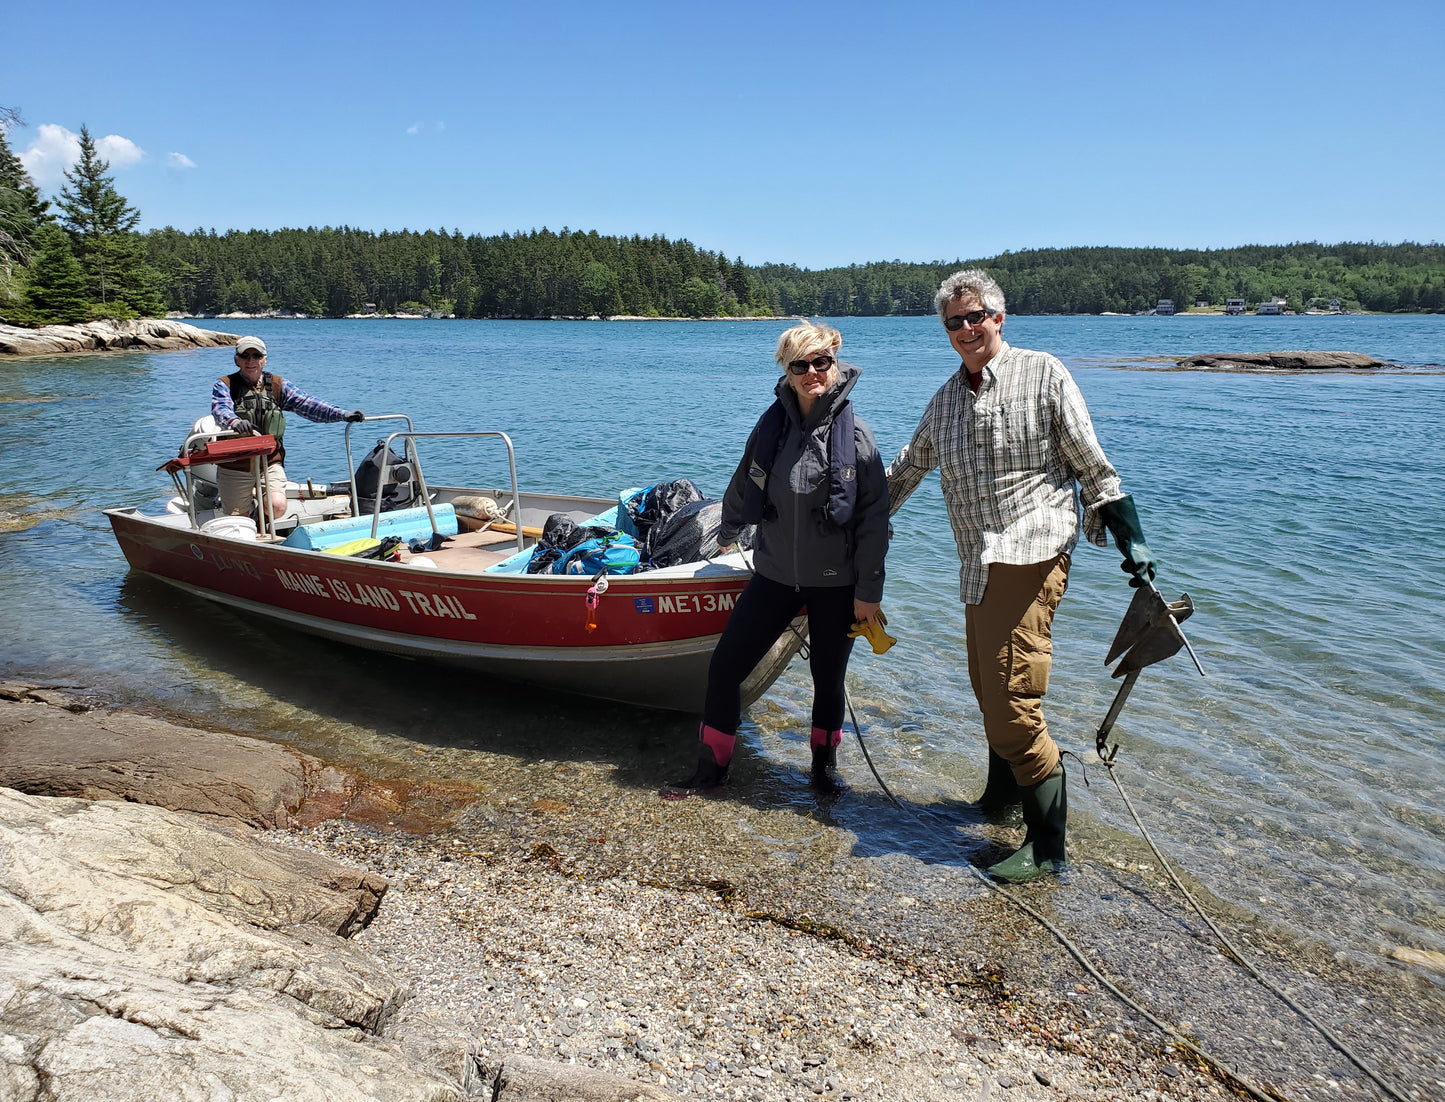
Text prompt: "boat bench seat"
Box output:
[[282, 503, 459, 552]]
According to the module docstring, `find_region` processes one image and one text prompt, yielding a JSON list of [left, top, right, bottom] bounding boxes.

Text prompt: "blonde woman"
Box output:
[[674, 322, 889, 793]]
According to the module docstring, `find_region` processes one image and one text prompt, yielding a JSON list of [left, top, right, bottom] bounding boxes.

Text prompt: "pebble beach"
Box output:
[[268, 746, 1442, 1102]]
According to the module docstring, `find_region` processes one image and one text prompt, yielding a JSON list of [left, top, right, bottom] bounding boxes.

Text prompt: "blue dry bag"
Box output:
[[552, 533, 642, 576]]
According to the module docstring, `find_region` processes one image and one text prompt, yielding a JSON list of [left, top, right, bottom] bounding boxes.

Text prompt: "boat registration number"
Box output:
[[637, 592, 737, 614]]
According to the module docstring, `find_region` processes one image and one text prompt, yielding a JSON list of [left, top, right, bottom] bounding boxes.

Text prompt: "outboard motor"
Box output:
[[354, 439, 421, 515]]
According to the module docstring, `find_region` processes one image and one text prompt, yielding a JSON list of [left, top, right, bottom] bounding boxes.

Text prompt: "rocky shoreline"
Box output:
[[1, 683, 1438, 1101], [0, 318, 238, 356], [1175, 351, 1386, 370]]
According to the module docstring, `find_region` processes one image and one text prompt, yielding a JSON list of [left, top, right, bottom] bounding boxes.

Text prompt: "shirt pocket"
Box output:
[[998, 402, 1047, 471]]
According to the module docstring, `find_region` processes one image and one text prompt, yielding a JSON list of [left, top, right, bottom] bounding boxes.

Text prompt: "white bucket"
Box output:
[[200, 515, 258, 541]]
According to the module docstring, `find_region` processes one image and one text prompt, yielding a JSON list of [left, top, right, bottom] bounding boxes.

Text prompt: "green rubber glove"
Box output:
[[1097, 494, 1158, 588]]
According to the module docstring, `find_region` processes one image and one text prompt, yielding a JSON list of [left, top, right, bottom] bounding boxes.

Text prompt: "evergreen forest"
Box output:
[[139, 232, 1445, 319]]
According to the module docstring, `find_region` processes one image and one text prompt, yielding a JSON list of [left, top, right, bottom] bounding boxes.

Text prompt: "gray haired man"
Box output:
[[886, 270, 1158, 882]]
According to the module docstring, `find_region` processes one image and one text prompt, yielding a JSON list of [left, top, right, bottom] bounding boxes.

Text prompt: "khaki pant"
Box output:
[[217, 461, 286, 517], [965, 554, 1070, 787]]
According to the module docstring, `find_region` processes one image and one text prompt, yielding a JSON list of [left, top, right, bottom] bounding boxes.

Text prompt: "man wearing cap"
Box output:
[[210, 336, 365, 519]]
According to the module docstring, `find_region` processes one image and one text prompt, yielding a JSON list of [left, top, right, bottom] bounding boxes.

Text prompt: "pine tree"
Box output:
[[21, 224, 90, 324], [57, 125, 164, 318], [0, 107, 52, 305]]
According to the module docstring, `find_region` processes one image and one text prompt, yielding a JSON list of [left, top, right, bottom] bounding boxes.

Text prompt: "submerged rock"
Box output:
[[1177, 351, 1386, 370], [0, 318, 237, 356], [0, 695, 315, 830]]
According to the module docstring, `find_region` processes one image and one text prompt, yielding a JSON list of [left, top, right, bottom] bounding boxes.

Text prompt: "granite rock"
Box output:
[[0, 318, 236, 356]]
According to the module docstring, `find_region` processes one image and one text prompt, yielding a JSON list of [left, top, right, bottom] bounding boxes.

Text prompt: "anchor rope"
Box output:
[[832, 681, 1290, 1100], [830, 676, 1406, 1101], [1100, 758, 1410, 1102]]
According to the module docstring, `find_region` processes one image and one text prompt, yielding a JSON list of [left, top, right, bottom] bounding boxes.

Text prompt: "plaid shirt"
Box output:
[[211, 373, 349, 427], [886, 342, 1124, 604]]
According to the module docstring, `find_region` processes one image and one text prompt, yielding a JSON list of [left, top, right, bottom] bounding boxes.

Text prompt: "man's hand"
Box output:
[[345, 410, 366, 422], [230, 418, 255, 434]]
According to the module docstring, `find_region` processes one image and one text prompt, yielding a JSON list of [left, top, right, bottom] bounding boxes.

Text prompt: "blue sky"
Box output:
[[5, 0, 1442, 268]]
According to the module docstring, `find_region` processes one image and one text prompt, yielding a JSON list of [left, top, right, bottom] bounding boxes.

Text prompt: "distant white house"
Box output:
[[1224, 298, 1247, 315], [1256, 297, 1288, 315], [1155, 299, 1175, 315]]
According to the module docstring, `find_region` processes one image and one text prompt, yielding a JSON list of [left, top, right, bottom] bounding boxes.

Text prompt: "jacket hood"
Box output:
[[773, 360, 861, 427]]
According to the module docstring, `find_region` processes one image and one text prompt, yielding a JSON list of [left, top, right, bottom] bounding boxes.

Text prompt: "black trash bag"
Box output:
[[525, 513, 620, 574], [354, 440, 420, 515], [646, 499, 754, 568], [625, 478, 705, 548]]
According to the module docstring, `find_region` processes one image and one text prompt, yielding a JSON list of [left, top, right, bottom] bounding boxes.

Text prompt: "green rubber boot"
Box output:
[[973, 748, 1023, 819], [987, 764, 1068, 883]]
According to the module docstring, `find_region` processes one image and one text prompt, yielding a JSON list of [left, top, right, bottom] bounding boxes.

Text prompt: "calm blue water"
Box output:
[[2, 314, 1441, 965]]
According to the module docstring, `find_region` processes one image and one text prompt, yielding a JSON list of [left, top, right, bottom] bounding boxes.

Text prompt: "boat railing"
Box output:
[[169, 427, 281, 538], [359, 426, 526, 557], [341, 414, 417, 519]]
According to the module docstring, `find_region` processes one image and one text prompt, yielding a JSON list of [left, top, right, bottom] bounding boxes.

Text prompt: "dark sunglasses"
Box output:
[[237, 350, 266, 360], [944, 309, 997, 331], [787, 353, 836, 375]]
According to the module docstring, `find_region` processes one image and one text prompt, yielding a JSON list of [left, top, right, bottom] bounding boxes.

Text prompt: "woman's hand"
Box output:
[[716, 543, 736, 555], [853, 599, 881, 625]]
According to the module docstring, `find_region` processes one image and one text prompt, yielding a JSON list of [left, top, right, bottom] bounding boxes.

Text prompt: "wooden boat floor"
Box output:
[[401, 527, 524, 574]]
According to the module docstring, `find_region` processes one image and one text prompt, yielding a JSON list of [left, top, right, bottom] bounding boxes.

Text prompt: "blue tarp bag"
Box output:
[[553, 533, 641, 576]]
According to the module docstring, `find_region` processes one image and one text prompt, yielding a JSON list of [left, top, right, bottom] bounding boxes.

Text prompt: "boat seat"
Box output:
[[283, 503, 458, 552]]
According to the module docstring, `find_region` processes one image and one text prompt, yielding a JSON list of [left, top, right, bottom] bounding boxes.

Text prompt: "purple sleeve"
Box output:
[[279, 379, 348, 423], [211, 377, 237, 426]]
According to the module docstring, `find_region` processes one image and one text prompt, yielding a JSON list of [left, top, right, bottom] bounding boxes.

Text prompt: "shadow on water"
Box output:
[[115, 569, 1012, 869]]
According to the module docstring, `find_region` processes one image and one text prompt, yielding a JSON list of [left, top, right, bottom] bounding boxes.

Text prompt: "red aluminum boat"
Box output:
[[105, 420, 801, 712]]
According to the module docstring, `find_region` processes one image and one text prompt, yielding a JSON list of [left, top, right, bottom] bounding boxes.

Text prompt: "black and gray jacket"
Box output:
[[718, 362, 888, 602]]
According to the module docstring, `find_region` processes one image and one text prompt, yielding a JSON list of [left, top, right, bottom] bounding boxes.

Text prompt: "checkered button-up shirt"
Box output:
[[886, 342, 1124, 604]]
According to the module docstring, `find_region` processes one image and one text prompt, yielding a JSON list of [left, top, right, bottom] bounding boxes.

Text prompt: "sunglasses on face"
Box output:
[[944, 309, 997, 331], [237, 350, 265, 360], [787, 353, 836, 375]]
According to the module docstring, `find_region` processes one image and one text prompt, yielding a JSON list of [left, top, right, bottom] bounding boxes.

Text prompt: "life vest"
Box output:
[[223, 371, 286, 466], [739, 399, 857, 530]]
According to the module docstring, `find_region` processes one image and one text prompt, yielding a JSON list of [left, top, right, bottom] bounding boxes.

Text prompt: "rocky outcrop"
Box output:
[[0, 692, 690, 1101], [1177, 350, 1385, 370], [0, 787, 455, 1101], [0, 318, 237, 356]]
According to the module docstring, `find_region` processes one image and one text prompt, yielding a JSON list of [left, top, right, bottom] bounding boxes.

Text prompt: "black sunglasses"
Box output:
[[237, 349, 265, 360], [943, 309, 997, 331], [787, 353, 836, 375]]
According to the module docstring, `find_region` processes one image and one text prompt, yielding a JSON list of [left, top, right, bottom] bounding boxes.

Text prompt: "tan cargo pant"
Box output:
[[965, 554, 1070, 787], [217, 460, 286, 517]]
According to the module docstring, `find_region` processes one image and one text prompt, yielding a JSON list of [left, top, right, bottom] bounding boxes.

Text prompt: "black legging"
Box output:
[[703, 574, 858, 736]]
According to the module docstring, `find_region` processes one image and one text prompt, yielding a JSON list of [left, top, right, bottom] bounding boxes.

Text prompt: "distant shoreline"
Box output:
[[165, 310, 1395, 322], [166, 311, 796, 323]]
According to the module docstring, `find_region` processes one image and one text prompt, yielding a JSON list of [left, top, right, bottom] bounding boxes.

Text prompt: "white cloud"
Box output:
[[167, 152, 197, 169], [405, 121, 445, 135], [19, 124, 146, 186], [97, 134, 144, 167], [406, 122, 421, 135], [19, 124, 80, 187]]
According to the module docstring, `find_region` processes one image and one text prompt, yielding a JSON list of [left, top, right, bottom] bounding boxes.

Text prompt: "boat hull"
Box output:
[[106, 508, 800, 713]]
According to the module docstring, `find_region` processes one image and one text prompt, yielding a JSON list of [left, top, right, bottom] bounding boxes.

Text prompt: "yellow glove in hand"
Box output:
[[848, 610, 897, 655]]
